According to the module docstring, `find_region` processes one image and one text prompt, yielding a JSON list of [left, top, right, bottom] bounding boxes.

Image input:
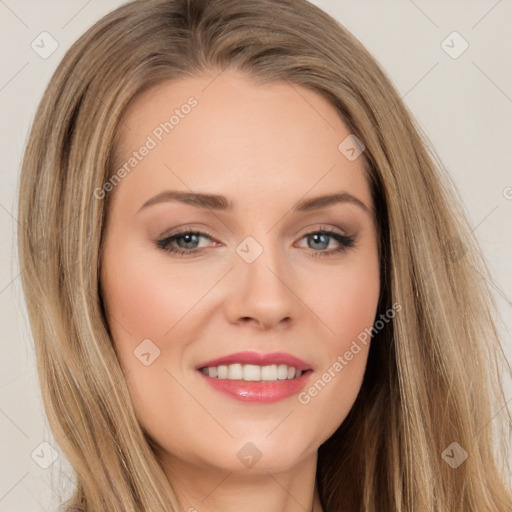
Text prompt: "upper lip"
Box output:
[[196, 351, 312, 371]]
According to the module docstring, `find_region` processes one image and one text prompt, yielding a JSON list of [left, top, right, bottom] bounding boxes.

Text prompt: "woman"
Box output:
[[17, 0, 511, 510]]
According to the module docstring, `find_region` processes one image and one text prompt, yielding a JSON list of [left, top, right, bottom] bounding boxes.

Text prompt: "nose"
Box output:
[[223, 240, 300, 330]]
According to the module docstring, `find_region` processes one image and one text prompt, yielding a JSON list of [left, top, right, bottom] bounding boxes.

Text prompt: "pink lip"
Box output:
[[195, 351, 312, 371], [196, 351, 313, 403], [200, 373, 312, 403]]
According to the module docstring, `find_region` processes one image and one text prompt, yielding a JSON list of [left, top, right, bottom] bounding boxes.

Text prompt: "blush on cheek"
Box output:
[[302, 249, 379, 331], [321, 286, 380, 352], [104, 255, 210, 342]]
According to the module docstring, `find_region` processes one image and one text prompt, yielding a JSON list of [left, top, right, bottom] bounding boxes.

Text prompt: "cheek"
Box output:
[[100, 250, 205, 442], [101, 250, 218, 346], [297, 254, 379, 431], [307, 252, 380, 350]]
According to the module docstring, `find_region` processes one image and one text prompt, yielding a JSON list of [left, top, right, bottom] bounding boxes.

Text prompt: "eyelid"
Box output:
[[295, 223, 349, 238], [165, 226, 217, 239]]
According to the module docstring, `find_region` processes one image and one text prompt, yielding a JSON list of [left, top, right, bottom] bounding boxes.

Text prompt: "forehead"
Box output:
[[111, 69, 372, 211]]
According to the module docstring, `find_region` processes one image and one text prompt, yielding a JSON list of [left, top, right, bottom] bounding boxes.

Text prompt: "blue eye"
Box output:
[[155, 230, 213, 255], [155, 227, 356, 258], [302, 230, 356, 257]]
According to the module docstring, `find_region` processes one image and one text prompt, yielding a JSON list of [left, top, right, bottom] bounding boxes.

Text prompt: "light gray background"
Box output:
[[1, 0, 511, 510]]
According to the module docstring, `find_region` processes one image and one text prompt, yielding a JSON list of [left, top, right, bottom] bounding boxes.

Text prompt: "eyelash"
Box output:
[[154, 226, 356, 258]]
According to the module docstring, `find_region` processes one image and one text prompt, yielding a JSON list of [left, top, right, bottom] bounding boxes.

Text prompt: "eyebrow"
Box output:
[[138, 190, 374, 217]]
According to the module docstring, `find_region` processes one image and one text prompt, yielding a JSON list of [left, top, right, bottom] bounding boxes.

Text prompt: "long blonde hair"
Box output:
[[17, 0, 511, 510]]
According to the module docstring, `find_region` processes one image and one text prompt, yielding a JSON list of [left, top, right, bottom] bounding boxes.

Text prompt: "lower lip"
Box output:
[[199, 371, 312, 403]]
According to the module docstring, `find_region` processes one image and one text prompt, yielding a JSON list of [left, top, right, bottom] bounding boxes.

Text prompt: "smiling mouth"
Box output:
[[199, 363, 311, 381]]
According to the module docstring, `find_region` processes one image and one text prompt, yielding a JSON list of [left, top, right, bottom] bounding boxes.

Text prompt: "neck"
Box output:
[[160, 450, 323, 512]]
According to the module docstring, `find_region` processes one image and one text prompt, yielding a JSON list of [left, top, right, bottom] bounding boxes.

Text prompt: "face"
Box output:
[[100, 69, 380, 479]]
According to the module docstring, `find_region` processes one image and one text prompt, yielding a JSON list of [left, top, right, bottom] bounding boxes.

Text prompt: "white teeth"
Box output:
[[201, 363, 304, 381], [243, 364, 261, 381], [261, 364, 277, 381], [277, 364, 288, 380], [217, 365, 228, 379], [228, 363, 243, 380]]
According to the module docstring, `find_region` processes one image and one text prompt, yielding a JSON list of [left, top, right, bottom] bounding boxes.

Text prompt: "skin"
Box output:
[[100, 68, 380, 512]]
